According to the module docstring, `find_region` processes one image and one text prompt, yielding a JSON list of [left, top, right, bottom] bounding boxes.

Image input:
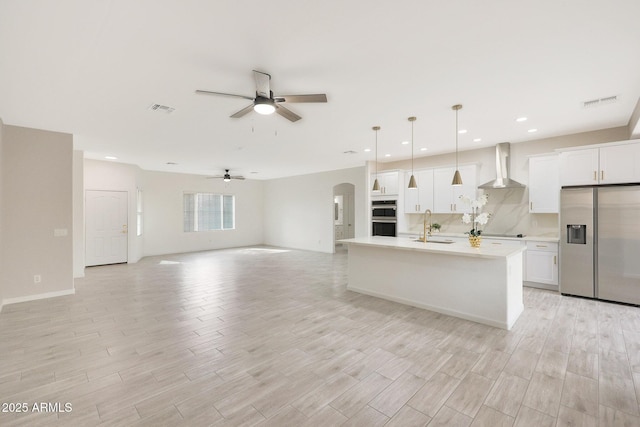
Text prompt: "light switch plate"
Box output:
[[54, 228, 68, 237]]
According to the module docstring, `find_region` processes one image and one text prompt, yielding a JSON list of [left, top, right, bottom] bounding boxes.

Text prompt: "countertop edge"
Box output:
[[340, 236, 526, 259]]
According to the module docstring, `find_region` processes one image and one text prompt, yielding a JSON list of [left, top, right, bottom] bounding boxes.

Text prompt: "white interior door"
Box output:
[[85, 190, 128, 266]]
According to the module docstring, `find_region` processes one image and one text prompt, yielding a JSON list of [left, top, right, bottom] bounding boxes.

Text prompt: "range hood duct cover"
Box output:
[[478, 142, 526, 189]]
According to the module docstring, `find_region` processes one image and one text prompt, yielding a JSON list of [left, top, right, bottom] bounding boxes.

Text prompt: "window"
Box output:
[[183, 193, 235, 232]]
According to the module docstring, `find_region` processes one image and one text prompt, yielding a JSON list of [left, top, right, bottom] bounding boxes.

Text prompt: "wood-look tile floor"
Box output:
[[1, 245, 640, 426]]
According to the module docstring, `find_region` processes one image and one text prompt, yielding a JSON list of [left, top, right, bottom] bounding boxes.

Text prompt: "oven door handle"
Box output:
[[372, 218, 397, 223]]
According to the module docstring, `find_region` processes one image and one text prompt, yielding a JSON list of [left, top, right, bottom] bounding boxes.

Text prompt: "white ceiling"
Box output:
[[1, 1, 640, 180]]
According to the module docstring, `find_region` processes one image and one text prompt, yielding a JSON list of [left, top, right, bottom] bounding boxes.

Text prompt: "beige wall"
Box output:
[[379, 126, 629, 236], [264, 167, 367, 253], [141, 170, 265, 256], [1, 125, 74, 302], [0, 119, 4, 310]]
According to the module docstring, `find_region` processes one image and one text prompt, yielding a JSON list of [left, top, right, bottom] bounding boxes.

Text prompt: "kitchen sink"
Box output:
[[412, 239, 456, 244]]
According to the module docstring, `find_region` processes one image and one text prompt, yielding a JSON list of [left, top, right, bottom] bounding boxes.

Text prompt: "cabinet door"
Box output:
[[417, 169, 434, 212], [451, 165, 477, 213], [525, 242, 558, 285], [529, 155, 559, 213], [404, 171, 420, 213], [382, 171, 399, 195], [433, 165, 476, 213], [433, 167, 455, 213], [599, 142, 640, 184], [559, 149, 599, 186]]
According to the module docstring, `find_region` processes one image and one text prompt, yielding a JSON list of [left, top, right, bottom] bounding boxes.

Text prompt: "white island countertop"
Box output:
[[340, 236, 526, 259]]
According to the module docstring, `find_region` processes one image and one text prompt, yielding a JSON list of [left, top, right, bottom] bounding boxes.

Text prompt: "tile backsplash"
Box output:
[[403, 188, 559, 237]]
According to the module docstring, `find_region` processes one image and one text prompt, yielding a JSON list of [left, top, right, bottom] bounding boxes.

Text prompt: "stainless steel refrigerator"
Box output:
[[560, 185, 640, 305]]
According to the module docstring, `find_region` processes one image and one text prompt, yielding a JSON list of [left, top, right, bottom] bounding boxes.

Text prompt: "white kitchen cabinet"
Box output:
[[559, 140, 640, 186], [371, 171, 399, 196], [529, 154, 559, 213], [433, 165, 477, 213], [524, 241, 558, 288], [599, 142, 640, 184], [404, 169, 434, 213]]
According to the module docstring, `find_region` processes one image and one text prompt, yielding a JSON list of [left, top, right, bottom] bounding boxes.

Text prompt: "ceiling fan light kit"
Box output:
[[253, 97, 276, 115], [196, 70, 327, 122]]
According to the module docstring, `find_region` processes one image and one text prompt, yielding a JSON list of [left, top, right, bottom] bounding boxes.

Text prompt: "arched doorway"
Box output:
[[333, 183, 355, 252]]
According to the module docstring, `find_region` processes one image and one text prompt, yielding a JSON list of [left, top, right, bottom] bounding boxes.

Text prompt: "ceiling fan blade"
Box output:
[[253, 70, 271, 99], [230, 104, 255, 118], [277, 94, 327, 103], [205, 176, 224, 179], [275, 104, 302, 122], [230, 176, 246, 180], [195, 90, 254, 101]]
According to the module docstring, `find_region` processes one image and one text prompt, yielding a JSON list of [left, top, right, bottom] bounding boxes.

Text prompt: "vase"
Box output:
[[469, 235, 482, 248]]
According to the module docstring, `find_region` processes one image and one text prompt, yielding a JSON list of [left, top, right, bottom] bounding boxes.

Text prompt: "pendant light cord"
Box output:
[[455, 108, 459, 170], [411, 119, 415, 173]]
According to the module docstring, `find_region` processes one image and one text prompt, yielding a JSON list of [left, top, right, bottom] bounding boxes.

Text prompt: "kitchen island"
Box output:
[[340, 236, 526, 330]]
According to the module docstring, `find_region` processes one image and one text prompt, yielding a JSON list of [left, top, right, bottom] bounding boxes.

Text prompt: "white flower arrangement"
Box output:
[[459, 194, 490, 237]]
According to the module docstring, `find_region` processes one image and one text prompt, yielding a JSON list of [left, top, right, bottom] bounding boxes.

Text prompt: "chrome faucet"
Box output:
[[423, 209, 432, 242]]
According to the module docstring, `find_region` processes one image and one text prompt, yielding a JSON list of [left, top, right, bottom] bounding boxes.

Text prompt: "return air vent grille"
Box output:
[[148, 104, 175, 114], [582, 95, 618, 108]]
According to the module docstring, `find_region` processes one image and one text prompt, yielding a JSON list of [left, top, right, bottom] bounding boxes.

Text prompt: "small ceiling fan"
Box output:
[[196, 70, 327, 122], [206, 169, 245, 182]]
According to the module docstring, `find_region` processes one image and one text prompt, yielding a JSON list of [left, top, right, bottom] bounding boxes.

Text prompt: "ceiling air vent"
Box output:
[[582, 95, 618, 108], [343, 150, 358, 154], [148, 103, 175, 114]]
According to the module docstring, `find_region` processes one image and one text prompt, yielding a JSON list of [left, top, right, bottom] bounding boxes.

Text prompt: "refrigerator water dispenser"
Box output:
[[567, 224, 586, 244]]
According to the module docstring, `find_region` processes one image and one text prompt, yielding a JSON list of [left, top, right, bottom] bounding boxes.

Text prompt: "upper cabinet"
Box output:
[[433, 165, 477, 213], [529, 154, 559, 213], [404, 169, 435, 213], [371, 170, 399, 196], [559, 140, 640, 186]]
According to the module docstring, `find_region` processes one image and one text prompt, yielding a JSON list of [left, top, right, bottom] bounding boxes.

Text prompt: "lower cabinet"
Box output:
[[524, 241, 558, 289]]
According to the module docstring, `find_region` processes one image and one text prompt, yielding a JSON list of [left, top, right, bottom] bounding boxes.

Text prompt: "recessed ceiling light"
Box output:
[[420, 147, 428, 151], [401, 140, 410, 145], [384, 154, 391, 157], [105, 156, 117, 160], [516, 117, 528, 122], [364, 148, 371, 152], [473, 138, 482, 142], [528, 128, 538, 133], [458, 129, 467, 134]]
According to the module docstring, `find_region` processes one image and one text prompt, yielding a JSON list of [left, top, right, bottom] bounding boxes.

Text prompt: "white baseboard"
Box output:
[[2, 288, 75, 306]]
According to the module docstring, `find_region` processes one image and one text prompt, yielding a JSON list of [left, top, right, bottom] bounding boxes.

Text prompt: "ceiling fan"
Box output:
[[206, 169, 245, 182], [195, 70, 327, 122]]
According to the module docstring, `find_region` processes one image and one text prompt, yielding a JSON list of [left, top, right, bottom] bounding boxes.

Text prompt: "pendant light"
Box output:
[[407, 116, 418, 189], [372, 126, 381, 192], [451, 104, 463, 186]]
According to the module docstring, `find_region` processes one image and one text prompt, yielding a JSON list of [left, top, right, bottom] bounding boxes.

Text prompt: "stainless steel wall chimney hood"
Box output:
[[478, 142, 526, 189]]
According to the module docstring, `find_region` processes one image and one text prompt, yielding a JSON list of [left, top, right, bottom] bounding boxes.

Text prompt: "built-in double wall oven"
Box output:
[[372, 200, 397, 237]]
